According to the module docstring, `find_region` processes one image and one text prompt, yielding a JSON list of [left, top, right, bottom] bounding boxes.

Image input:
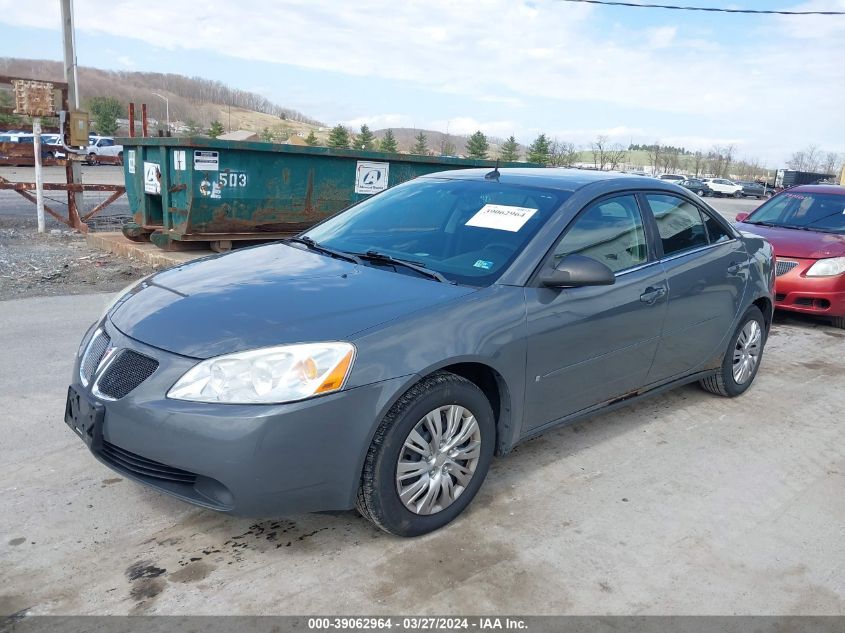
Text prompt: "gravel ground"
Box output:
[[0, 216, 155, 300]]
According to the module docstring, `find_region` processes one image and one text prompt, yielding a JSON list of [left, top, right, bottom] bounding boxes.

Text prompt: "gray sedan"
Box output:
[[66, 169, 775, 536]]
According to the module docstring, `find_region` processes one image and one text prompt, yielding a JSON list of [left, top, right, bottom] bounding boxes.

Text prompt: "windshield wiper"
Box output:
[[356, 250, 451, 283], [283, 236, 361, 264], [745, 220, 779, 227]]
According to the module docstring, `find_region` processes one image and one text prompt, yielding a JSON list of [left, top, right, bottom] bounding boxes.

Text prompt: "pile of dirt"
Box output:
[[0, 218, 155, 299]]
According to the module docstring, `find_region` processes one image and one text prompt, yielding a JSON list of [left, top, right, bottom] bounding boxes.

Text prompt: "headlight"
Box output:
[[806, 257, 845, 277], [100, 272, 157, 322], [167, 342, 356, 404]]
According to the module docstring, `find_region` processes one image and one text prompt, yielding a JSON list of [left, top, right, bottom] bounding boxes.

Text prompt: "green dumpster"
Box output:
[[118, 136, 540, 251]]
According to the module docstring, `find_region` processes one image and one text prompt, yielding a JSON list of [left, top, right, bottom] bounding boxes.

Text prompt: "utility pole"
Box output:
[[152, 92, 169, 131], [60, 0, 84, 229]]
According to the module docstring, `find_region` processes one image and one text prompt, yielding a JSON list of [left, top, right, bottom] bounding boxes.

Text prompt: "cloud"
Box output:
[[2, 0, 843, 161]]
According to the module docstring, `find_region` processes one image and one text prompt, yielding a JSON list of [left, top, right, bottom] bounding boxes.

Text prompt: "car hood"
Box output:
[[109, 243, 476, 359], [737, 223, 845, 259]]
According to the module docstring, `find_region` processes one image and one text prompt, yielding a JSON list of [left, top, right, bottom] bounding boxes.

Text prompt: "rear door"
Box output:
[[643, 193, 748, 382], [523, 193, 668, 432]]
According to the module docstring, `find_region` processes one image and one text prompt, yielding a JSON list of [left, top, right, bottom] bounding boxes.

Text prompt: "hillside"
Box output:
[[0, 57, 515, 156]]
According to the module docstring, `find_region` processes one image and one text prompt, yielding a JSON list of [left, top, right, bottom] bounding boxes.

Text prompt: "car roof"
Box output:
[[417, 167, 673, 193], [788, 184, 845, 196]]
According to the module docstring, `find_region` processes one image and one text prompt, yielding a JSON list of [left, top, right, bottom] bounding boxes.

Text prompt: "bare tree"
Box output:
[[591, 135, 609, 170], [646, 142, 662, 175], [549, 139, 579, 167], [606, 143, 627, 171], [692, 151, 704, 177], [822, 152, 841, 175], [788, 145, 821, 172]]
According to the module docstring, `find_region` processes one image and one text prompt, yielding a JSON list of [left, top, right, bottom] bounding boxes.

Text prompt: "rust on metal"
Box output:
[[128, 103, 136, 138]]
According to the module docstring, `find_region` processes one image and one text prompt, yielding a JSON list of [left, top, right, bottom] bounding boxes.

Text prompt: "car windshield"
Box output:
[[747, 191, 845, 234], [304, 177, 568, 286]]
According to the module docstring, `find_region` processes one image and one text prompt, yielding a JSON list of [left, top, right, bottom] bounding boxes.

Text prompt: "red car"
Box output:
[[735, 184, 845, 328]]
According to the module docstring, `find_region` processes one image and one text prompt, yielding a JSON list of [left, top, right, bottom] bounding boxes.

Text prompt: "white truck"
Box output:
[[85, 136, 124, 165]]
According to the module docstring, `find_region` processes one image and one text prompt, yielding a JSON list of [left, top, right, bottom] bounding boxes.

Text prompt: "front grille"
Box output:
[[96, 350, 159, 399], [80, 330, 111, 385], [776, 260, 798, 276], [101, 440, 197, 484]]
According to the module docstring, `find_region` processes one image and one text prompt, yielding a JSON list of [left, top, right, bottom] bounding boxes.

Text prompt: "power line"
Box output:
[[558, 0, 845, 15]]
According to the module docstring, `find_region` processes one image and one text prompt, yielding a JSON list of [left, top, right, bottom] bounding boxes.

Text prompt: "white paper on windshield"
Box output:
[[465, 204, 538, 232]]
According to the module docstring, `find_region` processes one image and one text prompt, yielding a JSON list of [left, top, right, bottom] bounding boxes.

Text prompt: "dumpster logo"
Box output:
[[355, 161, 390, 195], [143, 162, 161, 195]]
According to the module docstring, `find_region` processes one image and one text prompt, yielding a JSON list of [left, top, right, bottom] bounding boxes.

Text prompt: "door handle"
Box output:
[[727, 261, 744, 275], [640, 286, 667, 304]]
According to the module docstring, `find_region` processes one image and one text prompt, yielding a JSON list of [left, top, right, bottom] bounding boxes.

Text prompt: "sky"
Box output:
[[1, 0, 844, 165]]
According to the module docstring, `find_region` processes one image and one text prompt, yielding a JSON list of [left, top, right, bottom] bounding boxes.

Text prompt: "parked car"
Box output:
[[736, 180, 771, 199], [86, 136, 123, 164], [66, 170, 774, 536], [677, 178, 712, 197], [704, 178, 744, 197], [658, 174, 685, 183], [735, 184, 845, 328]]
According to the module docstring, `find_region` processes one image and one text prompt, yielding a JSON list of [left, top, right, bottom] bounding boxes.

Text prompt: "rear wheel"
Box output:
[[733, 191, 743, 198], [357, 372, 495, 536], [700, 306, 766, 397]]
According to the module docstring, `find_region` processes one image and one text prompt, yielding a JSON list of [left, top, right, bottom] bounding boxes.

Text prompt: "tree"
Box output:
[[646, 143, 662, 174], [260, 127, 275, 142], [87, 96, 122, 136], [185, 119, 203, 136], [440, 137, 456, 156], [208, 120, 225, 138], [412, 131, 428, 155], [304, 130, 319, 146], [606, 143, 626, 171], [526, 133, 551, 165], [822, 152, 842, 175], [465, 130, 489, 159], [788, 145, 821, 172], [355, 124, 376, 150], [379, 129, 398, 153], [499, 135, 520, 162], [549, 140, 578, 167], [328, 124, 351, 149], [591, 135, 609, 170], [692, 150, 704, 177]]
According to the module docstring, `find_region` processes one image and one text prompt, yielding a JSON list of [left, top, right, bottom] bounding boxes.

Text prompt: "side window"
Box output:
[[703, 211, 732, 244], [553, 195, 647, 274], [646, 194, 708, 257]]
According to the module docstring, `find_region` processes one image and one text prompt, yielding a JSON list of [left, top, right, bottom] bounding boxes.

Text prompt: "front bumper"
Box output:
[[66, 320, 409, 516], [774, 257, 845, 318]]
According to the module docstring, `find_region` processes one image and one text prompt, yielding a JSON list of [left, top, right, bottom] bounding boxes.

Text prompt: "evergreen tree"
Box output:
[[499, 135, 520, 162], [208, 120, 225, 138], [379, 129, 398, 153], [304, 129, 319, 146], [527, 133, 552, 165], [355, 124, 376, 150], [327, 124, 351, 149], [184, 119, 203, 136], [466, 130, 489, 159], [260, 127, 275, 142], [412, 131, 428, 155]]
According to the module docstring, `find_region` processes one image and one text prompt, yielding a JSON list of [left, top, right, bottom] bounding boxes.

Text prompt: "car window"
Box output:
[[703, 211, 733, 243], [99, 139, 114, 146], [646, 194, 709, 257], [552, 195, 648, 274], [305, 178, 568, 286]]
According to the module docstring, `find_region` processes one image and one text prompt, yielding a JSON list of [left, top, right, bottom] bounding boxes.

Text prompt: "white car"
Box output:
[[703, 178, 743, 197], [85, 136, 124, 164], [658, 174, 685, 183]]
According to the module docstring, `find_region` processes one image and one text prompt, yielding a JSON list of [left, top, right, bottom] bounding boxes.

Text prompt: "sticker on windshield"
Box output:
[[474, 259, 494, 270], [465, 204, 538, 232]]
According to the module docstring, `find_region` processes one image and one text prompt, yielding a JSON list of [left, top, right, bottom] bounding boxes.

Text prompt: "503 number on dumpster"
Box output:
[[218, 172, 248, 187]]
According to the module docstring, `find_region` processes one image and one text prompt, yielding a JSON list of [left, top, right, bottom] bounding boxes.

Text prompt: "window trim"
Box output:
[[639, 191, 738, 261], [527, 192, 656, 287]]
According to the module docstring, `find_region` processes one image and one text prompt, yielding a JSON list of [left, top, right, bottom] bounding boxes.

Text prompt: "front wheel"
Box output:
[[733, 191, 743, 198], [357, 372, 495, 536], [700, 306, 766, 397]]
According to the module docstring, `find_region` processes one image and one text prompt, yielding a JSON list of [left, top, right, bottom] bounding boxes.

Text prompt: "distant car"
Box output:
[[677, 178, 712, 197], [704, 178, 744, 197], [735, 184, 845, 328], [65, 169, 775, 536], [735, 181, 771, 199], [658, 174, 685, 183], [86, 136, 124, 165]]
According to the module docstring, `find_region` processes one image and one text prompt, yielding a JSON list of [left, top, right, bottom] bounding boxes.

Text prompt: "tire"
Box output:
[[357, 371, 495, 537], [700, 306, 766, 397], [87, 153, 97, 166], [831, 316, 845, 329], [117, 151, 123, 166], [697, 189, 706, 197], [733, 191, 743, 198]]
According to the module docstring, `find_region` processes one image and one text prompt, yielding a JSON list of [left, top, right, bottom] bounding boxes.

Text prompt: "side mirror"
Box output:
[[539, 254, 616, 288], [735, 212, 750, 222]]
